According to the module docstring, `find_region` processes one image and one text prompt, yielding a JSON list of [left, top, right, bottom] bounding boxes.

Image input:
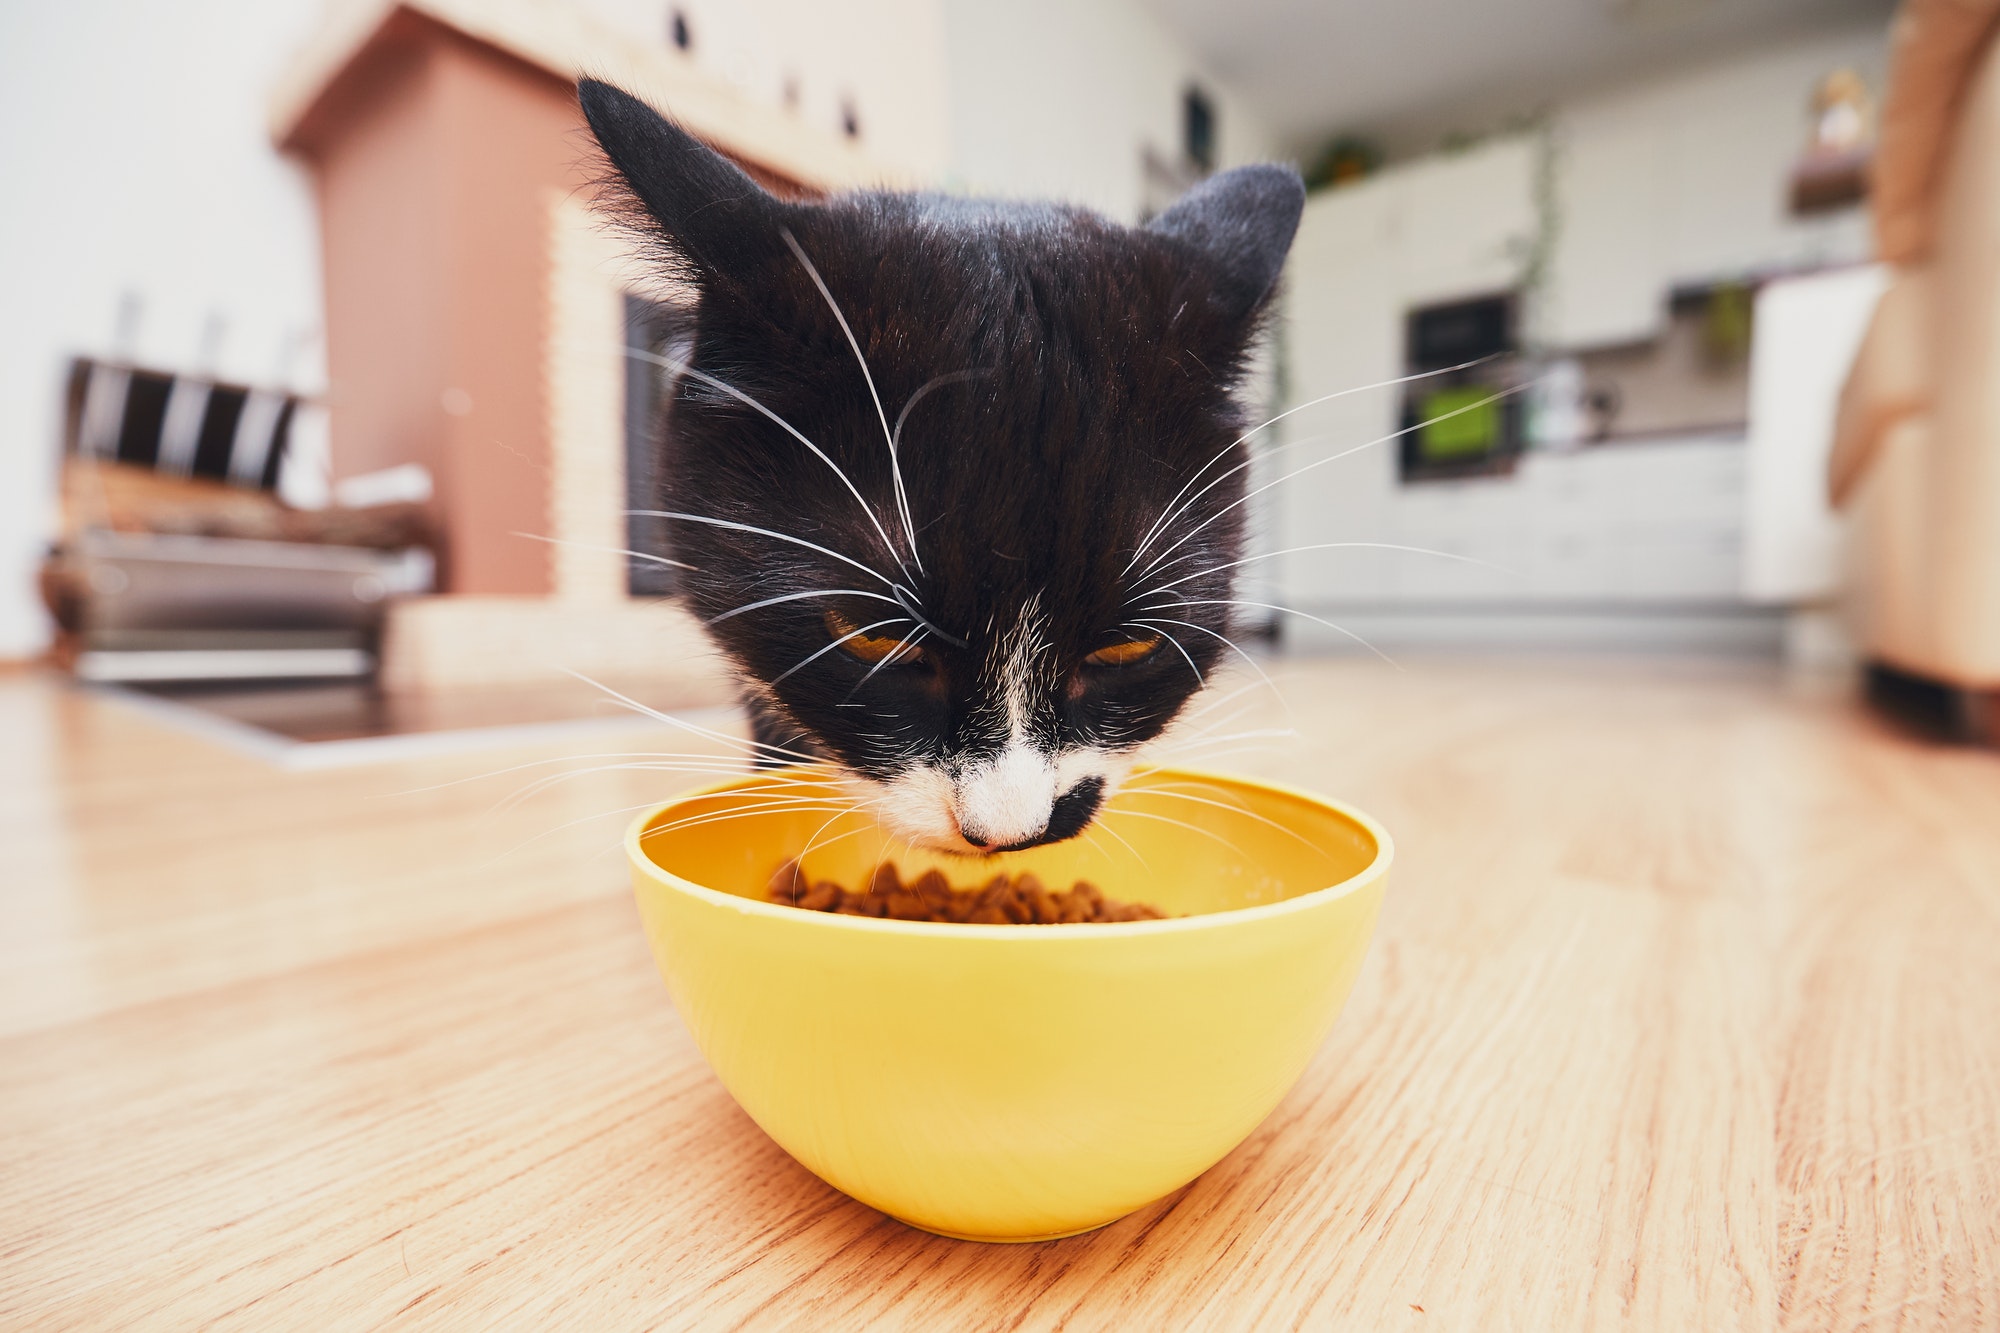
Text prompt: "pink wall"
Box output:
[[285, 10, 811, 597], [289, 13, 578, 595]]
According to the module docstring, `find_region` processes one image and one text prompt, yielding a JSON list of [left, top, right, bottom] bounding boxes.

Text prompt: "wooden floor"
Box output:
[[3, 657, 1998, 1330]]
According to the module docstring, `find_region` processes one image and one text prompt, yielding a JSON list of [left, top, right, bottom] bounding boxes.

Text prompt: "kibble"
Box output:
[[766, 860, 1166, 924]]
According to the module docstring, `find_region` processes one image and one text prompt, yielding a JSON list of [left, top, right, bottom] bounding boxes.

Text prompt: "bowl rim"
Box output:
[[625, 765, 1394, 939]]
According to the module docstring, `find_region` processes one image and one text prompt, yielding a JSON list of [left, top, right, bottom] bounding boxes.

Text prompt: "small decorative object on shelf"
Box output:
[[1303, 135, 1381, 192], [1789, 67, 1874, 215]]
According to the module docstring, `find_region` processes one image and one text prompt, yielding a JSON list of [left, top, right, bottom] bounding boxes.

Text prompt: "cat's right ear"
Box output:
[[578, 79, 785, 284], [1146, 164, 1304, 321]]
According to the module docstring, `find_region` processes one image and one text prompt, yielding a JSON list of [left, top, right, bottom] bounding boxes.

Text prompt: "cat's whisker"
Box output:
[[1136, 540, 1520, 597], [1166, 691, 1268, 734], [589, 693, 822, 765], [1187, 722, 1286, 751], [1149, 718, 1259, 759], [779, 229, 925, 576], [783, 825, 883, 896], [891, 369, 989, 456], [885, 586, 967, 649], [792, 803, 878, 869], [571, 799, 859, 884], [638, 804, 867, 847], [1087, 812, 1151, 872], [579, 775, 875, 896], [497, 779, 816, 826], [509, 530, 694, 570], [635, 772, 874, 840], [1151, 726, 1299, 755], [560, 669, 824, 765], [1096, 806, 1249, 859], [384, 749, 773, 798], [1144, 726, 1295, 768], [630, 509, 901, 592], [628, 790, 855, 828], [1173, 674, 1279, 725], [1116, 780, 1325, 853], [771, 616, 917, 686], [508, 758, 836, 795], [840, 627, 930, 704], [400, 743, 829, 827], [623, 344, 914, 582], [495, 762, 837, 813], [492, 758, 824, 804], [707, 587, 904, 626], [1130, 616, 1289, 715], [1121, 429, 1317, 575], [1133, 378, 1540, 585], [1124, 353, 1504, 573], [1121, 619, 1203, 683], [1160, 688, 1260, 732], [476, 793, 750, 869], [636, 792, 861, 833], [1152, 597, 1400, 669], [1149, 741, 1288, 768]]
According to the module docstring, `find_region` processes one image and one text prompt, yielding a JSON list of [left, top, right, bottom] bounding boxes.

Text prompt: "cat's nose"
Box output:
[[953, 747, 1058, 849], [954, 755, 1109, 851], [957, 776, 1106, 851]]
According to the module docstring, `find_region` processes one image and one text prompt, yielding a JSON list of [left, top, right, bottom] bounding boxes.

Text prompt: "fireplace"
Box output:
[[269, 0, 905, 689]]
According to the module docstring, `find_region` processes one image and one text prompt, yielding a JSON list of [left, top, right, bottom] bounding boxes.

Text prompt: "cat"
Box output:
[[580, 79, 1302, 855]]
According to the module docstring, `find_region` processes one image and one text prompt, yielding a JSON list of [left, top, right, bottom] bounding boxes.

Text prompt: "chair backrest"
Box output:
[[64, 357, 300, 490]]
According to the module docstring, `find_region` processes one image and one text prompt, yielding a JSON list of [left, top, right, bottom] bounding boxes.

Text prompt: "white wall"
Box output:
[[939, 0, 1278, 221], [590, 0, 1282, 219], [577, 0, 953, 179], [0, 0, 330, 658]]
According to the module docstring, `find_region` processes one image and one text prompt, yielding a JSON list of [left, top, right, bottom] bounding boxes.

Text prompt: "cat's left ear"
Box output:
[[1147, 165, 1305, 319], [578, 78, 787, 287]]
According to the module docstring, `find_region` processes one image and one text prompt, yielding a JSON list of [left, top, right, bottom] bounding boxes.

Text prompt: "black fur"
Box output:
[[580, 79, 1302, 839]]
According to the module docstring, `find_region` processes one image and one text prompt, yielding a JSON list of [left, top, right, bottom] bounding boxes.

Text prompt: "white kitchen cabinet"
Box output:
[[1542, 102, 1668, 348], [1270, 438, 1749, 609], [1741, 265, 1885, 602], [1395, 137, 1538, 307], [1273, 177, 1405, 593], [1285, 178, 1404, 394]]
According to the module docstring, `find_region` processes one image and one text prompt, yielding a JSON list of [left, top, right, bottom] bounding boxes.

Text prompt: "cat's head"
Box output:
[[581, 80, 1302, 854]]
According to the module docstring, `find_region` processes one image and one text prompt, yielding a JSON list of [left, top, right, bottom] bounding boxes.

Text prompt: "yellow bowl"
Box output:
[[625, 765, 1391, 1242]]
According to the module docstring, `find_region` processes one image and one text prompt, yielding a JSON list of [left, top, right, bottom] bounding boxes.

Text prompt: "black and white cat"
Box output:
[[580, 79, 1303, 855]]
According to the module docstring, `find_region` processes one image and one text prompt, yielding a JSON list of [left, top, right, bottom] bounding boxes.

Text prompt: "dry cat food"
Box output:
[[767, 860, 1167, 924]]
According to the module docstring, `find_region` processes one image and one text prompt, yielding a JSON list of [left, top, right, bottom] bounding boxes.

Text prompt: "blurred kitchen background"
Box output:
[[6, 0, 1995, 753]]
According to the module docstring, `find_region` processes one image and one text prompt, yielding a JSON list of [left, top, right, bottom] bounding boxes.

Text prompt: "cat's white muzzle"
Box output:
[[854, 744, 1127, 855], [953, 745, 1061, 848]]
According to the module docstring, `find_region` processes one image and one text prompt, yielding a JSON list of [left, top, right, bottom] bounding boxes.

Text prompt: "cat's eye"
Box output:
[[825, 608, 925, 666], [1085, 634, 1161, 667]]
